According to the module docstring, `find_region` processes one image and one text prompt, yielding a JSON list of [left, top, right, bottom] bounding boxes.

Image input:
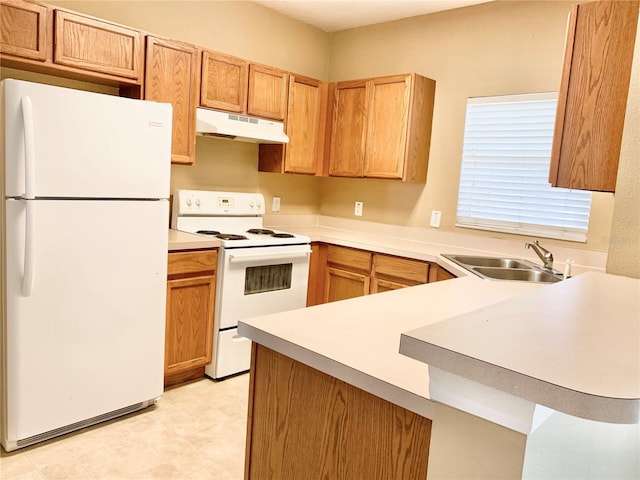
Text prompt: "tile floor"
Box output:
[[0, 374, 249, 480]]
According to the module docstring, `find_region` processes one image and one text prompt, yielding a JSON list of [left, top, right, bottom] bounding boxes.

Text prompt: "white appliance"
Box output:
[[0, 79, 172, 451], [171, 189, 310, 379], [196, 108, 289, 144]]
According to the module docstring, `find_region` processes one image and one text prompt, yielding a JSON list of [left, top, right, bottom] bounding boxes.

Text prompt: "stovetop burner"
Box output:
[[217, 233, 249, 241], [247, 228, 275, 235], [271, 232, 295, 238], [196, 230, 220, 236]]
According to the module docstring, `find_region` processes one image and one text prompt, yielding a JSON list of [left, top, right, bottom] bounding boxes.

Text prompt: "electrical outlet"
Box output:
[[354, 201, 363, 216], [430, 210, 441, 228], [272, 196, 281, 212]]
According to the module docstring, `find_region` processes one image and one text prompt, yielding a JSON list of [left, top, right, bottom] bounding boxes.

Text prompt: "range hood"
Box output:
[[196, 108, 289, 144]]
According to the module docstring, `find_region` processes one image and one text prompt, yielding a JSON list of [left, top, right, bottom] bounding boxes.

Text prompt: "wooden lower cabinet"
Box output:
[[315, 244, 443, 304], [165, 249, 217, 388], [245, 344, 432, 479]]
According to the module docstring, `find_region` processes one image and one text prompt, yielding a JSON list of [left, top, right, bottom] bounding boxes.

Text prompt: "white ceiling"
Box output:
[[251, 0, 493, 33]]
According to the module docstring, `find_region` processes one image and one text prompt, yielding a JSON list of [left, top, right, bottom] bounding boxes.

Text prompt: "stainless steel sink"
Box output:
[[446, 255, 531, 269], [442, 254, 564, 283]]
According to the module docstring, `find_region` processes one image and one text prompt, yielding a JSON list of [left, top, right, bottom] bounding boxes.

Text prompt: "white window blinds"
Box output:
[[456, 93, 592, 242]]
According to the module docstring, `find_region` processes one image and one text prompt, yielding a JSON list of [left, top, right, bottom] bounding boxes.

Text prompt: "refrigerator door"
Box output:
[[3, 198, 168, 445], [2, 79, 171, 199]]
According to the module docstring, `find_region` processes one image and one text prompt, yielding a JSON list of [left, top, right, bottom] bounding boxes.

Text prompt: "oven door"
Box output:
[[217, 244, 312, 330]]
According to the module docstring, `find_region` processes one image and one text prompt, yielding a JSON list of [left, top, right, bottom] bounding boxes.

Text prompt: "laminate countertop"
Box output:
[[168, 229, 220, 251], [400, 271, 640, 424]]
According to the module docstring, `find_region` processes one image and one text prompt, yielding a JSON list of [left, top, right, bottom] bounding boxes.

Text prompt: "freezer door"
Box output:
[[2, 79, 171, 199], [3, 199, 168, 444]]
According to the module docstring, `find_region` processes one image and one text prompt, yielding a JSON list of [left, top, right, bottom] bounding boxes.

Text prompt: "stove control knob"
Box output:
[[186, 197, 192, 207], [249, 200, 255, 208], [195, 197, 201, 207], [256, 199, 262, 209]]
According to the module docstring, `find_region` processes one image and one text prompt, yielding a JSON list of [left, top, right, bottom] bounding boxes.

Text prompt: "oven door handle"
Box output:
[[228, 249, 312, 264]]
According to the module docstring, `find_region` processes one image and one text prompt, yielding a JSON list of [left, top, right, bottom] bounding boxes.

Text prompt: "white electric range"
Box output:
[[171, 189, 311, 379]]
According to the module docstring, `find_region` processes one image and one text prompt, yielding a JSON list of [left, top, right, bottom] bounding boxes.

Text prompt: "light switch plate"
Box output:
[[430, 210, 441, 227], [355, 201, 363, 216], [272, 196, 281, 212]]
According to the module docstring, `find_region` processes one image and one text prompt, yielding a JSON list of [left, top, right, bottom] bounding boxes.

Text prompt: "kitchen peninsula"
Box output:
[[238, 219, 639, 479]]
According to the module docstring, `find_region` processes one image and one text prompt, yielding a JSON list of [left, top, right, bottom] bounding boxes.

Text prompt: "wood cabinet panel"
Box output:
[[54, 10, 142, 81], [259, 75, 327, 175], [247, 64, 288, 121], [549, 0, 639, 192], [0, 0, 50, 61], [283, 75, 322, 173], [428, 264, 456, 283], [313, 244, 445, 305], [328, 80, 367, 177], [364, 75, 410, 179], [324, 266, 370, 303], [328, 74, 435, 182], [200, 50, 247, 112], [306, 242, 327, 306], [245, 344, 432, 479], [327, 244, 372, 272], [165, 275, 215, 374], [373, 253, 429, 285], [168, 250, 217, 276], [165, 249, 217, 387], [145, 36, 199, 165]]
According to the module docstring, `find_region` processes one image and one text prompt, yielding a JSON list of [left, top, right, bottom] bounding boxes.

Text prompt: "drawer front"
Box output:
[[168, 250, 217, 276], [327, 245, 372, 272], [373, 254, 429, 284]]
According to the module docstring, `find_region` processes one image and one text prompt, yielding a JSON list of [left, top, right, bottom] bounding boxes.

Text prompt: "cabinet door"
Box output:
[[0, 0, 50, 62], [258, 75, 326, 175], [145, 36, 199, 165], [328, 80, 367, 177], [549, 1, 639, 192], [165, 275, 216, 375], [284, 75, 323, 173], [324, 267, 370, 303], [371, 277, 408, 293], [247, 64, 289, 121], [371, 253, 429, 291], [54, 10, 142, 82], [364, 75, 411, 179], [200, 50, 248, 112]]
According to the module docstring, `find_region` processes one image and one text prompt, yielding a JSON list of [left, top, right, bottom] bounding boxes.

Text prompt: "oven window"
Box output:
[[245, 263, 292, 295]]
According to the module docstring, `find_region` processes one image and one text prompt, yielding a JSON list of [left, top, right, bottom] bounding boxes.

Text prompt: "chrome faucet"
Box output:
[[525, 240, 554, 271]]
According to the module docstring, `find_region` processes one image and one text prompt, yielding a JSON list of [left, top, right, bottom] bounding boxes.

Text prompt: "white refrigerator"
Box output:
[[0, 79, 172, 451]]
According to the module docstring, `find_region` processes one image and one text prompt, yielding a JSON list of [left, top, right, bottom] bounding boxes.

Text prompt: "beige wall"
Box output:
[[323, 0, 614, 252], [17, 1, 625, 253], [606, 22, 640, 278]]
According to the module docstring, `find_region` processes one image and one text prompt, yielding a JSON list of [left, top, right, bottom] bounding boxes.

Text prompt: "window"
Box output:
[[456, 93, 592, 242]]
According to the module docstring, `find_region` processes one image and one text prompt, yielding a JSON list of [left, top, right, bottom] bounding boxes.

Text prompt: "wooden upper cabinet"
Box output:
[[144, 36, 199, 165], [248, 64, 289, 121], [364, 75, 411, 179], [259, 74, 327, 175], [328, 80, 368, 177], [200, 50, 248, 112], [0, 0, 51, 62], [549, 0, 639, 192], [328, 73, 435, 182], [54, 10, 143, 82]]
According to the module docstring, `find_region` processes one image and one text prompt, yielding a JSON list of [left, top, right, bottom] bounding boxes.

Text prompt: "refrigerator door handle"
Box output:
[[22, 200, 35, 297], [21, 96, 36, 200]]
